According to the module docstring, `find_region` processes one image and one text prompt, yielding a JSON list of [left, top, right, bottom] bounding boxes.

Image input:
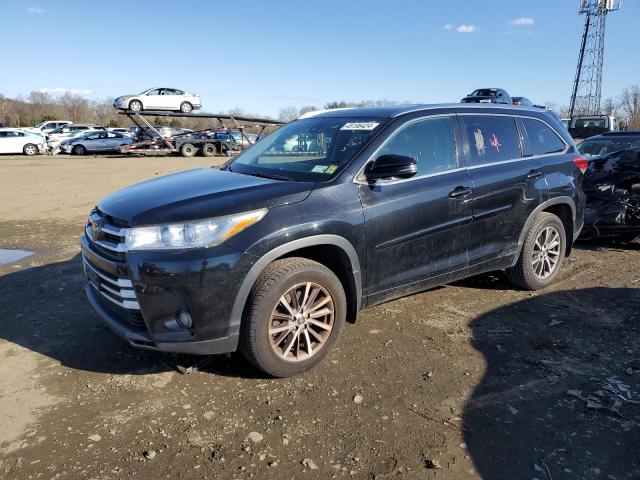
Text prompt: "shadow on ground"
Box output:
[[0, 253, 262, 378], [464, 287, 640, 479]]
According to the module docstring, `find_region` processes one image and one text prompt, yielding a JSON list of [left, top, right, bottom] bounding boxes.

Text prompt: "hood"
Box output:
[[97, 168, 315, 226]]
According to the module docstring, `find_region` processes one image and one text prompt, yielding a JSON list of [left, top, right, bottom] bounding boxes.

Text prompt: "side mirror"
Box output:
[[365, 154, 417, 181]]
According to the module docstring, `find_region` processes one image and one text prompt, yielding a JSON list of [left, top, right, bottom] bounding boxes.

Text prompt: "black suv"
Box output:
[[82, 104, 586, 377], [461, 88, 512, 104]]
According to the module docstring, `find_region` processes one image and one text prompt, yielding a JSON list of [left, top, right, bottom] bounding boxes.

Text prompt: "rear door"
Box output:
[[358, 115, 472, 302], [460, 114, 546, 267]]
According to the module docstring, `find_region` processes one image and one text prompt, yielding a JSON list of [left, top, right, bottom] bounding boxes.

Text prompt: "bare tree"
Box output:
[[601, 97, 618, 117], [618, 85, 640, 130], [59, 93, 90, 122], [278, 106, 299, 122]]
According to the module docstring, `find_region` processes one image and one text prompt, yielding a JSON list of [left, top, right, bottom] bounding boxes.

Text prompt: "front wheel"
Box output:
[[506, 212, 566, 290], [180, 102, 193, 113], [129, 100, 143, 112], [72, 145, 87, 155], [23, 144, 38, 156], [239, 258, 346, 377]]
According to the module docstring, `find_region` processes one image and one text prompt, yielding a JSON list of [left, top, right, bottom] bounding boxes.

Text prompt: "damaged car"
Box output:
[[578, 133, 640, 241]]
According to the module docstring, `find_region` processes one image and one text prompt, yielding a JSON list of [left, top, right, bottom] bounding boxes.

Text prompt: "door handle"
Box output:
[[525, 170, 542, 180], [448, 186, 472, 199]]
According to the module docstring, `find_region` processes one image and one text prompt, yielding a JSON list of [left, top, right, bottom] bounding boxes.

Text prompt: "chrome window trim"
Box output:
[[353, 114, 461, 186]]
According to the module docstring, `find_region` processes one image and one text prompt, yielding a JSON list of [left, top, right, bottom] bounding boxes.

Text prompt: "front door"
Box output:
[[358, 115, 472, 304]]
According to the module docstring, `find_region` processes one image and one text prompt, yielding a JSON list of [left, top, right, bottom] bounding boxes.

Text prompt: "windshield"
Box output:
[[578, 138, 640, 159], [471, 89, 498, 97], [228, 117, 385, 181]]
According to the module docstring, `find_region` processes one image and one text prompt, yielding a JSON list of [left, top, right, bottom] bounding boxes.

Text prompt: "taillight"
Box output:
[[572, 155, 588, 174]]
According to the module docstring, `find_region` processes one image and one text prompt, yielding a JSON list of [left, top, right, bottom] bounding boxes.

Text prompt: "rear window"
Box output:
[[573, 118, 607, 129], [521, 118, 566, 156], [471, 89, 498, 97], [462, 115, 522, 165], [577, 138, 640, 159]]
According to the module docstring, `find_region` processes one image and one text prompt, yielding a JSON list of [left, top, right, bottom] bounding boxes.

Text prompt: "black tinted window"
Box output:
[[462, 115, 521, 165], [378, 116, 458, 175], [522, 118, 566, 156]]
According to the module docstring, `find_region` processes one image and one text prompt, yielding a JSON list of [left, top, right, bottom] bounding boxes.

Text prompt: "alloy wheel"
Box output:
[[532, 226, 561, 279], [268, 282, 334, 362]]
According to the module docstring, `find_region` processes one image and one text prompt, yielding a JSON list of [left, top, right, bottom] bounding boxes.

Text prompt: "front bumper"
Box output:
[[81, 234, 255, 355]]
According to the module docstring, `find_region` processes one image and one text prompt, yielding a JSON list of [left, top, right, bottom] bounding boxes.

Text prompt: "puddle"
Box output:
[[0, 249, 34, 265]]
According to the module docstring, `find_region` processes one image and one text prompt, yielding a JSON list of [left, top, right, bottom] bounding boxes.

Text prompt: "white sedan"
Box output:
[[0, 128, 46, 155], [113, 87, 202, 113]]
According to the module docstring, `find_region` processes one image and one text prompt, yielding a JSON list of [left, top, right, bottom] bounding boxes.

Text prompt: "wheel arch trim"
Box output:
[[228, 234, 362, 341], [512, 196, 576, 266]]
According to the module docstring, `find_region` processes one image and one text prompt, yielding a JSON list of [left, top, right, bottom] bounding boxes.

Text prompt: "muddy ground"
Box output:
[[0, 154, 639, 480]]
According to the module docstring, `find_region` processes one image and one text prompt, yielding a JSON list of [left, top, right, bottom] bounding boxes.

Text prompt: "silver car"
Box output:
[[59, 130, 134, 155], [113, 87, 202, 113]]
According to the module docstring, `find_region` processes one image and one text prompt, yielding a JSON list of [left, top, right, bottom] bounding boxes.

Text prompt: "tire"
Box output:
[[180, 143, 197, 157], [23, 144, 38, 156], [129, 100, 143, 112], [180, 102, 193, 113], [201, 143, 217, 157], [506, 212, 566, 290], [72, 145, 87, 155], [239, 258, 347, 378]]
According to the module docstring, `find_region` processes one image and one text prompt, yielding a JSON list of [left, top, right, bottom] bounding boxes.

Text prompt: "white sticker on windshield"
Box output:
[[340, 122, 380, 131], [311, 165, 328, 173]]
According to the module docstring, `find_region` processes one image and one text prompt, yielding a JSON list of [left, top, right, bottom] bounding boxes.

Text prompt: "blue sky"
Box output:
[[1, 0, 638, 117]]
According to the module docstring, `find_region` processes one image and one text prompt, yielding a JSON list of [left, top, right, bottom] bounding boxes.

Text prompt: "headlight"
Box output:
[[124, 209, 267, 251]]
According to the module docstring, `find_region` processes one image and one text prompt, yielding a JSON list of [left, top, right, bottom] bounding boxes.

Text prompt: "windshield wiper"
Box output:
[[243, 171, 294, 182]]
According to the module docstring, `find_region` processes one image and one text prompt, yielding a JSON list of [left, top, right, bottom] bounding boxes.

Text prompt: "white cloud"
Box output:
[[443, 24, 453, 31], [508, 17, 535, 26], [27, 7, 44, 14], [38, 88, 93, 96], [456, 25, 478, 33]]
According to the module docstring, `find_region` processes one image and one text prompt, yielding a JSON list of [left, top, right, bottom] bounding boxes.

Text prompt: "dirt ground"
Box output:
[[0, 154, 639, 480]]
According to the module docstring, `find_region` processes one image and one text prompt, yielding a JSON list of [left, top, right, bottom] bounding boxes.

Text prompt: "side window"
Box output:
[[462, 115, 521, 165], [377, 116, 458, 175], [521, 118, 566, 156], [175, 90, 184, 95], [147, 89, 160, 95]]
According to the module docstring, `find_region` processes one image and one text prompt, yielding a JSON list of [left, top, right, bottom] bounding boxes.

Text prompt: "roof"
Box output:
[[586, 131, 640, 139], [307, 103, 552, 119]]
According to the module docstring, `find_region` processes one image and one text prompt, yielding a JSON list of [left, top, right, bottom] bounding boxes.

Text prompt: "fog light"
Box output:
[[176, 311, 193, 329]]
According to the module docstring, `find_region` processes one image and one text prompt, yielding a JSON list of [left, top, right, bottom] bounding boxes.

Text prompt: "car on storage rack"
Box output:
[[461, 88, 512, 104], [0, 128, 46, 155], [82, 103, 586, 378], [113, 88, 202, 113], [59, 130, 135, 155]]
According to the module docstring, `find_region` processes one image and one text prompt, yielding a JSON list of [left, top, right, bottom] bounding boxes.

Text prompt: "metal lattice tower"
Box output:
[[569, 0, 620, 117]]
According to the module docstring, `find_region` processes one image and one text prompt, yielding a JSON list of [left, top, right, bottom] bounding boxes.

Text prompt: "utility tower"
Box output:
[[569, 0, 620, 117]]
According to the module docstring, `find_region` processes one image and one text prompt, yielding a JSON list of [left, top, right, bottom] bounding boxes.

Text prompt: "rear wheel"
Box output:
[[129, 100, 143, 112], [506, 212, 566, 290], [180, 102, 193, 113], [72, 144, 87, 155], [201, 143, 217, 157], [23, 144, 38, 156], [239, 258, 346, 377], [180, 143, 197, 157]]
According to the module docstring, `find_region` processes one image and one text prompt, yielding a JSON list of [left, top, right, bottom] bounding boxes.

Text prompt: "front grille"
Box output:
[[83, 254, 146, 329], [85, 211, 127, 261]]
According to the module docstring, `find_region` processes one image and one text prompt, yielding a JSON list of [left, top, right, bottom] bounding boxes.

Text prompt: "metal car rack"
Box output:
[[118, 110, 284, 156]]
